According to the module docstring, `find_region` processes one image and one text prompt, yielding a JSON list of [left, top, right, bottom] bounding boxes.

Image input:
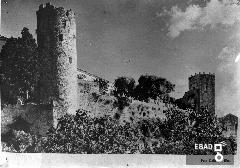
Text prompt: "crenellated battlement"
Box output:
[[37, 3, 75, 20], [189, 72, 215, 78], [38, 3, 56, 13]]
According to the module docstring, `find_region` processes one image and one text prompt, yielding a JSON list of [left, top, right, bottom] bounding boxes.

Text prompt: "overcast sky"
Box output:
[[1, 0, 240, 117]]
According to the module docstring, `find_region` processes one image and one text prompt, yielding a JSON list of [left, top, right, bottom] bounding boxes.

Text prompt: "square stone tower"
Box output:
[[188, 72, 215, 115], [36, 3, 78, 124]]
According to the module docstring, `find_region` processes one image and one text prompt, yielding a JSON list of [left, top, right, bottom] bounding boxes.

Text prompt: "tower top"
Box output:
[[0, 35, 7, 41], [37, 3, 75, 17], [189, 72, 215, 79]]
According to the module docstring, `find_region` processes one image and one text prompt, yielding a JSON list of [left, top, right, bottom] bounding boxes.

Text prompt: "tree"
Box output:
[[2, 130, 44, 153], [113, 77, 135, 98], [112, 77, 135, 110], [94, 78, 109, 95], [1, 27, 39, 104], [43, 109, 140, 153], [160, 106, 228, 155], [134, 75, 175, 102], [2, 106, 236, 154]]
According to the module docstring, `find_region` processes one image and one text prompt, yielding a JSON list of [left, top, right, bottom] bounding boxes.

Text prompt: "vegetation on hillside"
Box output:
[[113, 75, 175, 103], [0, 29, 237, 154], [1, 27, 39, 104], [2, 107, 236, 154]]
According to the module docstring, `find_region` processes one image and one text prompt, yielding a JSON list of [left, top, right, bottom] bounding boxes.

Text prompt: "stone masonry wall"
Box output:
[[1, 103, 53, 136], [188, 73, 215, 115], [36, 3, 78, 119]]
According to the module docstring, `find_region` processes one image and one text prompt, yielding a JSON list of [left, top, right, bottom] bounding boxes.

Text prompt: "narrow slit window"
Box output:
[[63, 20, 67, 27], [69, 57, 72, 64], [59, 34, 63, 41]]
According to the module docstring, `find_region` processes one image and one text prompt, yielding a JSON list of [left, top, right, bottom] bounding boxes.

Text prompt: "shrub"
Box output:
[[42, 110, 141, 153], [2, 130, 44, 153], [2, 105, 236, 154]]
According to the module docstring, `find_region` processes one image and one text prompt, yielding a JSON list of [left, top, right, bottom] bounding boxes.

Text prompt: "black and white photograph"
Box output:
[[0, 0, 239, 167]]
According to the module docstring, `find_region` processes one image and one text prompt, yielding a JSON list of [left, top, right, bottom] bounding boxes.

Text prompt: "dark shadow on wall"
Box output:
[[8, 116, 32, 132], [1, 116, 32, 147]]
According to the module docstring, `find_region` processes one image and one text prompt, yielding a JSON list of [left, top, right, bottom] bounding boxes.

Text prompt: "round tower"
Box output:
[[188, 72, 215, 115], [36, 3, 78, 117]]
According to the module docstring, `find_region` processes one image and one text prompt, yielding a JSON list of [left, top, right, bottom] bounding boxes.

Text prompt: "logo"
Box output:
[[187, 141, 234, 165], [214, 141, 227, 162], [214, 143, 223, 162]]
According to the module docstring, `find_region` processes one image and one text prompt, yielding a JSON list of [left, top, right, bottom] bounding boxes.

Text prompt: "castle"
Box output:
[[36, 3, 113, 125], [179, 72, 216, 115], [36, 3, 79, 121], [1, 3, 112, 135], [0, 3, 237, 138]]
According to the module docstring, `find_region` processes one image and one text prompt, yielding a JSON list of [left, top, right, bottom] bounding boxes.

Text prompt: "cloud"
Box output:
[[217, 46, 238, 71], [166, 5, 202, 37], [160, 0, 240, 38], [217, 45, 240, 117]]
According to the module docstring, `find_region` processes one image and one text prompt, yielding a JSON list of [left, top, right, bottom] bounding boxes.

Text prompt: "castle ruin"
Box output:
[[1, 3, 111, 135], [179, 72, 215, 115], [36, 3, 78, 120], [2, 3, 236, 139]]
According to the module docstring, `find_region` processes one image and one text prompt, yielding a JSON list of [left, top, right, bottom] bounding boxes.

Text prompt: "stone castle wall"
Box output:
[[188, 72, 215, 114], [36, 3, 78, 117], [0, 36, 7, 52], [1, 4, 112, 136], [0, 36, 7, 70], [1, 103, 53, 136]]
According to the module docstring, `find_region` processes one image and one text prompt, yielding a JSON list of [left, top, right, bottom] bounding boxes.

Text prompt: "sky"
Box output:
[[1, 0, 240, 117]]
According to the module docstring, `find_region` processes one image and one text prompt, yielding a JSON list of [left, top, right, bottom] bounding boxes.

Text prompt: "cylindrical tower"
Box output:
[[188, 72, 215, 115], [36, 3, 78, 117]]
